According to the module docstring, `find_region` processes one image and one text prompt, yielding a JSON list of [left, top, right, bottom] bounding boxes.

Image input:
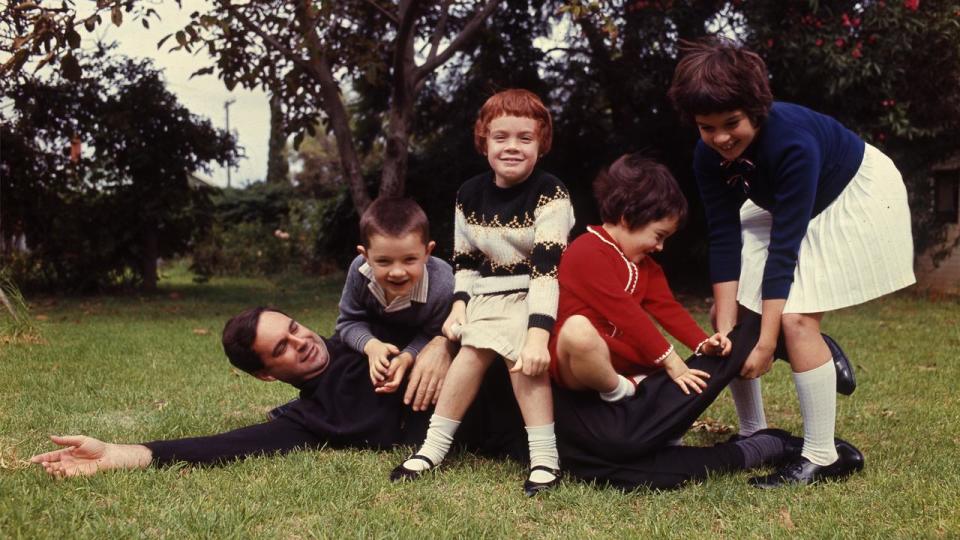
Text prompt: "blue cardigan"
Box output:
[[693, 102, 865, 300]]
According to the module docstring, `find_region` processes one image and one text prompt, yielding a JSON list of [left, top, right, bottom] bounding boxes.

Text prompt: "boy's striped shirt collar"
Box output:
[[358, 261, 430, 312]]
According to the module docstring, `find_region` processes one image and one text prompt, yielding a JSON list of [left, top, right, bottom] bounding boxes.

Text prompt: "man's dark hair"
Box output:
[[358, 197, 430, 248], [593, 154, 688, 230], [222, 306, 284, 375], [667, 37, 773, 126]]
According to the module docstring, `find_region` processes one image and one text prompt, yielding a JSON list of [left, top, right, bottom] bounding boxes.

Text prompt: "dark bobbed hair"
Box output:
[[594, 154, 688, 230], [473, 88, 553, 156], [358, 197, 430, 248], [221, 306, 287, 375], [667, 37, 773, 126]]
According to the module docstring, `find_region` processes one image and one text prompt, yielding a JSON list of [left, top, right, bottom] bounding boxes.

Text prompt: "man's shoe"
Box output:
[[822, 333, 856, 395], [749, 438, 865, 488], [523, 465, 562, 497], [389, 454, 436, 482]]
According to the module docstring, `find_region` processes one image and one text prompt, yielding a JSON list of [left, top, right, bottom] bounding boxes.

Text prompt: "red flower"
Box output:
[[815, 38, 824, 47], [767, 38, 775, 48], [851, 47, 863, 59], [904, 0, 919, 11], [835, 38, 846, 48]]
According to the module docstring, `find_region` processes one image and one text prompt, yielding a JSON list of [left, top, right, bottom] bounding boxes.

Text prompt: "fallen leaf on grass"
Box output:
[[690, 417, 735, 434], [779, 507, 795, 530], [192, 328, 210, 336], [882, 409, 895, 417], [34, 314, 48, 321], [168, 292, 182, 300], [153, 400, 168, 411], [918, 364, 937, 371]]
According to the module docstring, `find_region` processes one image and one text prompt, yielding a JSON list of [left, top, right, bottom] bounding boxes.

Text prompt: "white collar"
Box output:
[[358, 260, 430, 312]]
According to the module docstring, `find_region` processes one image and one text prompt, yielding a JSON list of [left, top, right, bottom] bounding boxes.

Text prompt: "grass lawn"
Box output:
[[2, 263, 959, 538]]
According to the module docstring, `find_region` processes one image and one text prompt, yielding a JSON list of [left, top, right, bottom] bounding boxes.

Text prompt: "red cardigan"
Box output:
[[549, 225, 708, 384]]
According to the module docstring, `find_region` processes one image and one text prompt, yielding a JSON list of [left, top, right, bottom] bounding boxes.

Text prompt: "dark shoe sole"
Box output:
[[822, 334, 857, 396]]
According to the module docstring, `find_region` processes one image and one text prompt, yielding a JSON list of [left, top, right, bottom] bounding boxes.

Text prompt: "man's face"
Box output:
[[358, 232, 434, 303], [250, 311, 330, 384]]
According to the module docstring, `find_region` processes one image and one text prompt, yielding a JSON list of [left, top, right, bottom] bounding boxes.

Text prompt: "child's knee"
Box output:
[[781, 313, 820, 340], [558, 315, 600, 355]]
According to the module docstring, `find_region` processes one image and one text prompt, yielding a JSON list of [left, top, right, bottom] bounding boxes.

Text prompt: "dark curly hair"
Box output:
[[667, 37, 773, 126], [593, 154, 688, 230]]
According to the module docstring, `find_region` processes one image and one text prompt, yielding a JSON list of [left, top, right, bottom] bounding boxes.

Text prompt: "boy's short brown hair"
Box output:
[[358, 197, 430, 248], [473, 89, 553, 155], [594, 154, 688, 230], [667, 37, 773, 126]]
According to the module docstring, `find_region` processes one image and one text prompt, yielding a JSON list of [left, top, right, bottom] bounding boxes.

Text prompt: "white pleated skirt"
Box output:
[[737, 144, 916, 314]]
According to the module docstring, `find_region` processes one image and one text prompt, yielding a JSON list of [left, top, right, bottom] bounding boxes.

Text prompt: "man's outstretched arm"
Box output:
[[30, 435, 152, 478], [31, 415, 324, 478]]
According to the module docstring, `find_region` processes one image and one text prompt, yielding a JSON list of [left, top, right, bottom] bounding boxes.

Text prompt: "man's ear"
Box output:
[[357, 245, 367, 259], [253, 370, 276, 382], [424, 240, 435, 257]]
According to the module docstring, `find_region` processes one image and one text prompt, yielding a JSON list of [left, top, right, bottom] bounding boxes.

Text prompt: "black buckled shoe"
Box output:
[[523, 465, 562, 497], [389, 454, 436, 482], [822, 333, 856, 396], [749, 438, 864, 488]]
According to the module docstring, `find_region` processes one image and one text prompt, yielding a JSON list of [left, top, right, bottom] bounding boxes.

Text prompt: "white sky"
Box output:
[[86, 2, 269, 188]]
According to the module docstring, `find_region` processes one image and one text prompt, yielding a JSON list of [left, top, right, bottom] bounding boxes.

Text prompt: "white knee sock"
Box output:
[[406, 414, 460, 471], [599, 374, 636, 402], [526, 423, 560, 482], [793, 360, 839, 466], [729, 377, 768, 436]]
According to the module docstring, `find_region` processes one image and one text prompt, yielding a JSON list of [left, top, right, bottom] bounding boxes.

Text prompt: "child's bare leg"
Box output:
[[782, 312, 838, 465], [555, 315, 635, 401], [398, 346, 495, 473], [509, 366, 560, 487]]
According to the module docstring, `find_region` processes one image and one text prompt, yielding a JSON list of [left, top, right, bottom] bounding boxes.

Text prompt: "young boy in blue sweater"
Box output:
[[335, 196, 455, 404]]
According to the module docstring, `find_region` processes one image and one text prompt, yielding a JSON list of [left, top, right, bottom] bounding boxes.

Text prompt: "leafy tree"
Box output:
[[1, 48, 236, 291], [2, 0, 503, 214]]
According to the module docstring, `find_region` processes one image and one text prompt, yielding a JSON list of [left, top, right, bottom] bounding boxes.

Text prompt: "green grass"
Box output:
[[2, 262, 959, 538]]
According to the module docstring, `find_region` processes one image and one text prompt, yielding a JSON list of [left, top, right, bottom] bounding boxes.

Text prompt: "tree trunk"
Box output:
[[266, 93, 289, 184], [380, 0, 420, 198], [141, 221, 158, 292]]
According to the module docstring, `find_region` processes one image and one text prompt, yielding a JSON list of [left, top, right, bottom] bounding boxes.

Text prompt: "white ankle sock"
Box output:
[[793, 360, 839, 466], [599, 374, 636, 402], [729, 377, 768, 436], [406, 414, 459, 471], [526, 423, 560, 482]]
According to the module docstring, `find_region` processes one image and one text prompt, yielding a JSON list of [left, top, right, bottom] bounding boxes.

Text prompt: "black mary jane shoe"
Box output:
[[389, 454, 436, 482], [523, 465, 562, 497], [749, 438, 865, 488], [822, 333, 857, 396]]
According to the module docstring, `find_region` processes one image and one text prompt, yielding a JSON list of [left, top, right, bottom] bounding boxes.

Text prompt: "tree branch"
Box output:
[[361, 0, 399, 24], [414, 0, 499, 83], [424, 0, 453, 65], [219, 1, 321, 82]]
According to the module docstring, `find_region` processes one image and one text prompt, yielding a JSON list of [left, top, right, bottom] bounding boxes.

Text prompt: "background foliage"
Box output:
[[2, 0, 959, 292]]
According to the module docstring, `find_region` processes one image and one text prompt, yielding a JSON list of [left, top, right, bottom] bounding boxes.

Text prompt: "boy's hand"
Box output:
[[442, 301, 467, 342], [701, 332, 732, 356], [740, 343, 774, 379], [663, 354, 709, 395], [512, 328, 551, 377], [365, 339, 399, 387], [375, 352, 414, 394]]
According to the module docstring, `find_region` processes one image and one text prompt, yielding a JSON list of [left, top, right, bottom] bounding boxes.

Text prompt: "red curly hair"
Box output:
[[473, 89, 553, 155]]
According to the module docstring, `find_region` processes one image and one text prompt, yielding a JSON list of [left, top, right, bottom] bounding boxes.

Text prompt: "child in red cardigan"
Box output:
[[549, 154, 730, 399]]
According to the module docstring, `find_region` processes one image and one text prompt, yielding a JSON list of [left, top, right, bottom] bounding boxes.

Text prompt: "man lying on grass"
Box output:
[[31, 307, 526, 478]]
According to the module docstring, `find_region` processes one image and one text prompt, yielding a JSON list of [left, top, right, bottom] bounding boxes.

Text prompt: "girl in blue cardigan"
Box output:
[[668, 39, 914, 487]]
